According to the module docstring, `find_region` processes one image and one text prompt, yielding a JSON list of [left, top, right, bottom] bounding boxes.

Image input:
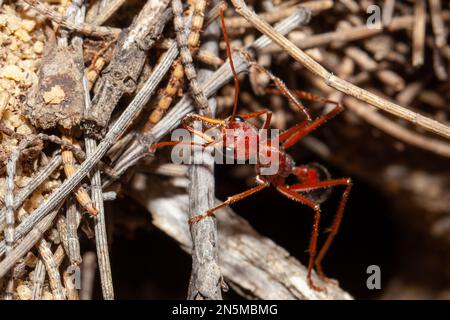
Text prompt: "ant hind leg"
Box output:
[[274, 184, 325, 292], [288, 174, 353, 282]]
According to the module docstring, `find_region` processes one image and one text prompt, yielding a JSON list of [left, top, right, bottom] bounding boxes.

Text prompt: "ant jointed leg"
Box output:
[[150, 2, 352, 292]]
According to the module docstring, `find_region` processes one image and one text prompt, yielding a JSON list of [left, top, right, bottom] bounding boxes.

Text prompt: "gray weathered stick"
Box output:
[[37, 238, 65, 300], [172, 0, 210, 114], [129, 174, 353, 300], [66, 198, 81, 265], [111, 9, 310, 176], [84, 71, 114, 300], [0, 41, 178, 260], [72, 0, 115, 299], [80, 251, 97, 300], [31, 260, 46, 300], [22, 0, 120, 37], [84, 0, 171, 134], [0, 208, 59, 279], [0, 155, 61, 231], [86, 0, 127, 26], [187, 1, 222, 300]]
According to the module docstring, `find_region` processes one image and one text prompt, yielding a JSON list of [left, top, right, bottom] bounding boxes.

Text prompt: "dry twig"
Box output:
[[230, 0, 450, 141], [186, 0, 222, 300]]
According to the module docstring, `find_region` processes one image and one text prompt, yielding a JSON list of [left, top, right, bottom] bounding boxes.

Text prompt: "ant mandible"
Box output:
[[151, 3, 352, 292]]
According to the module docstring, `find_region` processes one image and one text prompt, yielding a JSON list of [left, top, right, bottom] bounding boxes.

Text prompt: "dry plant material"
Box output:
[[24, 44, 85, 130], [86, 0, 127, 26], [428, 0, 447, 48], [142, 58, 185, 132], [22, 0, 120, 37], [172, 0, 210, 115], [188, 0, 208, 53], [61, 139, 97, 216], [230, 0, 450, 140], [83, 0, 171, 134], [412, 0, 426, 67], [1, 0, 450, 301]]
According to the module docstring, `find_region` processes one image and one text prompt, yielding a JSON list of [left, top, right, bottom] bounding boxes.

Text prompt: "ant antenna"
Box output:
[[219, 2, 239, 123]]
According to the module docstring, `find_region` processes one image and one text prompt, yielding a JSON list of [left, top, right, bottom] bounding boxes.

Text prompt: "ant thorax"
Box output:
[[222, 117, 260, 161]]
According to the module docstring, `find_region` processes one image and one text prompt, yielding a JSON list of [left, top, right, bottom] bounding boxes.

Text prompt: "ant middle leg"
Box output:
[[188, 176, 270, 224], [238, 109, 272, 129]]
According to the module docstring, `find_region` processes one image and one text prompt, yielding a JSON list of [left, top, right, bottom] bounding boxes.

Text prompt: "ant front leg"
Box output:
[[238, 109, 273, 130], [278, 94, 344, 149], [288, 172, 353, 282], [241, 55, 312, 121], [188, 176, 270, 224]]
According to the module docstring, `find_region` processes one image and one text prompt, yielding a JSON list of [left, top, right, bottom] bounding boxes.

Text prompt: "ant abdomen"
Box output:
[[293, 163, 333, 203]]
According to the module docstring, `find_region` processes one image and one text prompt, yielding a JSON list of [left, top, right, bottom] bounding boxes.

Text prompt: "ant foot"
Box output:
[[316, 266, 339, 286], [307, 276, 326, 293], [188, 211, 215, 225]]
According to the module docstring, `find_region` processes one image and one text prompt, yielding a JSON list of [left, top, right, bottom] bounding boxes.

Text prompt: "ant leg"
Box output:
[[280, 100, 343, 149], [183, 113, 225, 126], [267, 88, 343, 148], [288, 177, 353, 280], [267, 88, 341, 110], [274, 184, 324, 292], [149, 140, 212, 152], [188, 176, 270, 224], [180, 113, 227, 145], [244, 59, 312, 121], [239, 109, 272, 129]]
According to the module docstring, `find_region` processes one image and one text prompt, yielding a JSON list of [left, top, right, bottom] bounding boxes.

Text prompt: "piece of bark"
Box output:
[[129, 174, 353, 300], [24, 44, 85, 130], [83, 0, 171, 135]]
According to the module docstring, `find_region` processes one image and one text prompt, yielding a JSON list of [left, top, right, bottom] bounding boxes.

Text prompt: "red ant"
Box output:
[[151, 4, 352, 291]]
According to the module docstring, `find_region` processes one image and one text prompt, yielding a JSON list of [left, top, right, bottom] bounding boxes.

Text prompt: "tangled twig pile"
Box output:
[[0, 0, 449, 300]]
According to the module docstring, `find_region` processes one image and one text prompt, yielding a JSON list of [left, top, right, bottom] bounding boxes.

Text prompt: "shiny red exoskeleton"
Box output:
[[152, 5, 352, 292]]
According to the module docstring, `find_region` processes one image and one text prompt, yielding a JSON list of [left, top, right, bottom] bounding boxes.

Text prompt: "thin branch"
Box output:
[[186, 0, 222, 300], [262, 12, 450, 53], [31, 260, 46, 300], [172, 0, 210, 114], [0, 208, 59, 279], [66, 198, 81, 265], [37, 238, 65, 300], [0, 155, 61, 231], [429, 0, 447, 48], [84, 69, 114, 300], [80, 251, 97, 300], [22, 0, 120, 37], [412, 0, 426, 67], [230, 0, 450, 141], [31, 244, 65, 300], [86, 0, 127, 26], [344, 97, 450, 158]]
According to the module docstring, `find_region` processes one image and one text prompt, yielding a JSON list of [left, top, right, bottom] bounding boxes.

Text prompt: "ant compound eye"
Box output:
[[233, 116, 244, 122]]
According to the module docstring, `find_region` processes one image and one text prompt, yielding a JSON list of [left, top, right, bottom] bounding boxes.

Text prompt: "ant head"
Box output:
[[221, 116, 259, 161]]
